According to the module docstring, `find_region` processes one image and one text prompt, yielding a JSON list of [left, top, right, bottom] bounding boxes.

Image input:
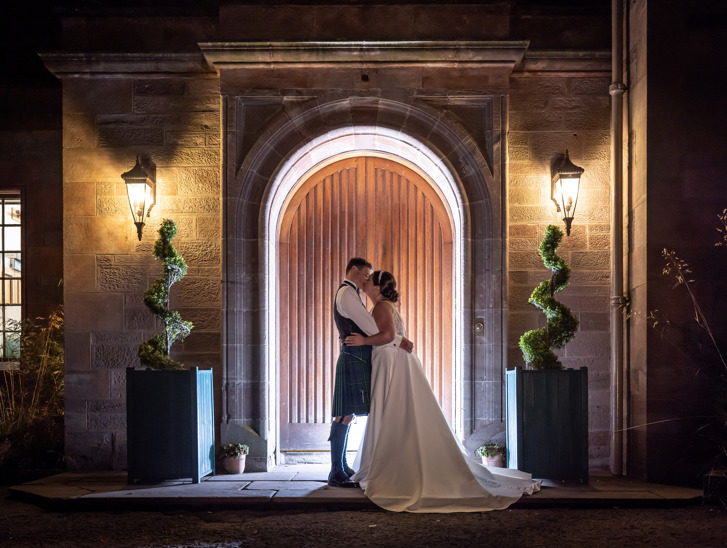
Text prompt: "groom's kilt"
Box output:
[[331, 345, 373, 417]]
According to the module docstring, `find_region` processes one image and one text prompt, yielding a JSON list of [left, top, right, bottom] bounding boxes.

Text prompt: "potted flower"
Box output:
[[126, 219, 215, 484], [507, 225, 588, 482], [220, 443, 250, 474], [476, 443, 506, 467]]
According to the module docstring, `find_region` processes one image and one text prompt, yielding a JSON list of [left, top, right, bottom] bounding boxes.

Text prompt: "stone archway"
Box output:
[[268, 134, 463, 456], [221, 95, 506, 471]]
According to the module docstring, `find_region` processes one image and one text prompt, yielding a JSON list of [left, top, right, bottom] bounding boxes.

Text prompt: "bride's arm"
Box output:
[[345, 303, 395, 346]]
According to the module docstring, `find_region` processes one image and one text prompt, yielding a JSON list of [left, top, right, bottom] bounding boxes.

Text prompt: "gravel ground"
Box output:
[[1, 488, 726, 547]]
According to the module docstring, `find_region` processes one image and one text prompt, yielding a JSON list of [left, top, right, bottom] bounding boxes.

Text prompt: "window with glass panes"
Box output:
[[1, 193, 21, 363]]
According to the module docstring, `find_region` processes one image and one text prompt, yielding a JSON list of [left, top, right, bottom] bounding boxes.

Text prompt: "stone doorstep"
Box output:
[[7, 467, 704, 511]]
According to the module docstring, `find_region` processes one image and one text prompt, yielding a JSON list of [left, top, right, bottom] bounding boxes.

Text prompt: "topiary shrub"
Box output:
[[138, 219, 193, 370], [518, 224, 579, 370]]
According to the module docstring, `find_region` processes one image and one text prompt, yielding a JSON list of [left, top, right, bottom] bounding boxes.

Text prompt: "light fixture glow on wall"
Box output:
[[551, 149, 584, 236], [121, 156, 156, 240]]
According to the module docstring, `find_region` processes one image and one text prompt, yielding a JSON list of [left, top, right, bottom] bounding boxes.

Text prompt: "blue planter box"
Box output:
[[506, 367, 588, 483], [126, 367, 215, 484]]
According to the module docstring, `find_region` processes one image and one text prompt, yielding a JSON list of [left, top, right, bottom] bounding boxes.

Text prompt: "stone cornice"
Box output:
[[520, 50, 611, 74], [198, 41, 530, 72], [39, 52, 214, 77]]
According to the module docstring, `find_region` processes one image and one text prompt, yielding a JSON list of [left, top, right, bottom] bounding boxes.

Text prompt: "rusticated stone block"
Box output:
[[179, 308, 221, 331], [508, 186, 541, 205], [176, 241, 220, 266], [508, 238, 539, 251], [197, 216, 220, 239], [579, 312, 610, 331], [509, 205, 554, 223], [164, 196, 220, 214], [570, 250, 611, 270], [509, 250, 546, 270], [175, 276, 221, 306], [155, 147, 220, 167], [110, 370, 126, 400], [178, 168, 220, 195], [91, 331, 139, 345], [509, 224, 539, 238], [88, 400, 125, 413], [95, 181, 115, 196], [509, 285, 538, 311], [124, 307, 157, 331], [168, 111, 220, 132], [92, 343, 139, 370], [88, 411, 126, 431], [558, 230, 588, 250], [588, 233, 610, 250], [96, 196, 128, 217], [565, 331, 610, 358], [570, 77, 611, 95], [98, 265, 147, 292], [165, 132, 206, 146], [183, 331, 221, 353], [570, 270, 610, 284]]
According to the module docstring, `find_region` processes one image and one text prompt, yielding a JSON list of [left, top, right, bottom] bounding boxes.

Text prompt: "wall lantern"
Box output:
[[551, 149, 584, 236], [121, 156, 156, 241]]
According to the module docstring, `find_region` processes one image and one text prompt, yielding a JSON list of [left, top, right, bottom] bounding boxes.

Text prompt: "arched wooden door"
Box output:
[[278, 156, 454, 450]]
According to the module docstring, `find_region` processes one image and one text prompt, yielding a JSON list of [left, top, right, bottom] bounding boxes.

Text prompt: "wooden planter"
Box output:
[[506, 367, 589, 483], [126, 367, 215, 484]]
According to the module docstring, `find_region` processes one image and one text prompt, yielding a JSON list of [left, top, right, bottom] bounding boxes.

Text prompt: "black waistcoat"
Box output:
[[333, 282, 367, 339]]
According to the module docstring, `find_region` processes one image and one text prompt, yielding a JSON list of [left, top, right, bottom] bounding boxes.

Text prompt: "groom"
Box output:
[[329, 257, 414, 487]]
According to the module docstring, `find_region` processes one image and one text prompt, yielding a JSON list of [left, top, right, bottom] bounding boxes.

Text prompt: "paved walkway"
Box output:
[[8, 465, 703, 512]]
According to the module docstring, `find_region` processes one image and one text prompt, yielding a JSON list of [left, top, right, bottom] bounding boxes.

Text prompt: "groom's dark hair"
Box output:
[[346, 257, 372, 273]]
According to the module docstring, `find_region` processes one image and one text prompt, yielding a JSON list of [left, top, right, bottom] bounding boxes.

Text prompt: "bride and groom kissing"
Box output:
[[329, 257, 540, 513]]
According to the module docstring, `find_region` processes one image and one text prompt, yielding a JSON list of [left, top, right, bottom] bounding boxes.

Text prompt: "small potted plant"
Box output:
[[476, 443, 506, 467], [220, 443, 250, 474]]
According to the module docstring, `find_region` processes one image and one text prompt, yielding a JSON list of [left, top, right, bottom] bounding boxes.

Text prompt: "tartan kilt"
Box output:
[[331, 345, 373, 417]]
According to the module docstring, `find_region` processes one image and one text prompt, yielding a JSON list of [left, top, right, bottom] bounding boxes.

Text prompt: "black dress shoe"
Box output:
[[328, 471, 360, 488]]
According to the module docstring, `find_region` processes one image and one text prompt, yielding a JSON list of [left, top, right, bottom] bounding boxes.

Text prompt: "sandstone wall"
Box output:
[[507, 72, 612, 469], [62, 73, 222, 469]]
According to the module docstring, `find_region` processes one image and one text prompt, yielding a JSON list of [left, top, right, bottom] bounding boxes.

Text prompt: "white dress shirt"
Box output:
[[336, 281, 402, 347]]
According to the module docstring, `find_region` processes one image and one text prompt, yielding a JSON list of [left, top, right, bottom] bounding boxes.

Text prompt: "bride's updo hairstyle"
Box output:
[[373, 270, 399, 303]]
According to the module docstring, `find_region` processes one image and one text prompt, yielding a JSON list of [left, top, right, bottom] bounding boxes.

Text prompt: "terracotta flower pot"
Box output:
[[222, 455, 246, 474], [482, 454, 505, 468]]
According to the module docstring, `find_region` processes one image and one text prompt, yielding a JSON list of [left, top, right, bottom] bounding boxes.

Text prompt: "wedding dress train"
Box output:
[[352, 302, 540, 513]]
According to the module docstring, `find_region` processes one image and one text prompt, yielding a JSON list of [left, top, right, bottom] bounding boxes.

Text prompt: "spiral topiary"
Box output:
[[518, 224, 579, 370], [138, 219, 193, 370]]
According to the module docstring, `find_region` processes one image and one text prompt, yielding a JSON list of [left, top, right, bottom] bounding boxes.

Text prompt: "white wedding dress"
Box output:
[[352, 301, 541, 513]]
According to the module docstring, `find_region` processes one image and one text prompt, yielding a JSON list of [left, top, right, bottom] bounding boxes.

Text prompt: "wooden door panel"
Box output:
[[279, 156, 453, 450]]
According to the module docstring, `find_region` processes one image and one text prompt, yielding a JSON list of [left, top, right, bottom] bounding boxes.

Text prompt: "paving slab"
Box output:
[[7, 466, 703, 512]]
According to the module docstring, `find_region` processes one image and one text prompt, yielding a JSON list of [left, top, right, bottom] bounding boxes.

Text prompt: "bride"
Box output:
[[344, 270, 541, 513]]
